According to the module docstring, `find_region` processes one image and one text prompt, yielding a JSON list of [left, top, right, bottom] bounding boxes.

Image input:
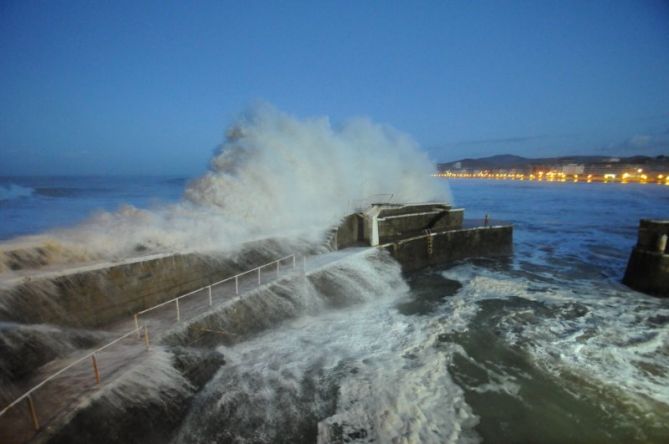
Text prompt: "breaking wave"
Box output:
[[1, 105, 449, 270], [0, 184, 33, 201], [173, 250, 479, 444]]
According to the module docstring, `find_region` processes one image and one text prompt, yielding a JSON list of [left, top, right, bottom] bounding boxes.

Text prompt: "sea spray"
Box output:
[[1, 105, 449, 270], [0, 322, 106, 403], [173, 249, 479, 444], [41, 348, 202, 444], [185, 105, 447, 231]]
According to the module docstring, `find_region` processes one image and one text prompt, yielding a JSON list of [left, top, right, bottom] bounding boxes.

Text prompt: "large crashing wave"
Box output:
[[2, 105, 449, 269], [185, 105, 447, 230], [173, 250, 478, 444]]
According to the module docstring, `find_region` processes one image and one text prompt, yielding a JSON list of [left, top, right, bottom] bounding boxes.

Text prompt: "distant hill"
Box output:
[[438, 154, 668, 171]]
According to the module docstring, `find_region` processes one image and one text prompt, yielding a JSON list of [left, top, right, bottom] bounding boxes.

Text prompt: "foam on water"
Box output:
[[79, 347, 194, 412], [0, 184, 33, 201], [441, 262, 669, 438], [1, 105, 449, 267], [173, 250, 479, 444]]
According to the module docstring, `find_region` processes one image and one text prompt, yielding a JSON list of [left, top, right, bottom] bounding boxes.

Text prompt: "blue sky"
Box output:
[[1, 0, 668, 175]]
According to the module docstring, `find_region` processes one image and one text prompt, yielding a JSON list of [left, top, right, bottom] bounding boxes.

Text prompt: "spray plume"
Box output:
[[2, 105, 450, 269]]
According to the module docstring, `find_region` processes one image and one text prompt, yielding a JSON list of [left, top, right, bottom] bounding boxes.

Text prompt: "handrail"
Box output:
[[135, 254, 295, 319], [0, 253, 299, 434], [0, 326, 142, 417], [210, 254, 295, 287]]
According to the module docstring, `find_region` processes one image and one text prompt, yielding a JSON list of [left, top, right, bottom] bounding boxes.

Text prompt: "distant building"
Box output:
[[561, 164, 585, 175], [585, 163, 642, 177]]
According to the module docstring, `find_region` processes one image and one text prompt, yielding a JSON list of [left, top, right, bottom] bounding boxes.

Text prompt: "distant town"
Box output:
[[437, 154, 669, 185]]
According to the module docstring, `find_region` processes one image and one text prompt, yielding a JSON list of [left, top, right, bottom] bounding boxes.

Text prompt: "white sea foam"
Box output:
[[77, 347, 193, 411], [174, 251, 479, 444], [442, 263, 669, 415], [7, 105, 449, 264], [0, 184, 33, 201]]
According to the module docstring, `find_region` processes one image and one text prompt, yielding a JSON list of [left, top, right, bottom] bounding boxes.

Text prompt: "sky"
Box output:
[[1, 0, 668, 176]]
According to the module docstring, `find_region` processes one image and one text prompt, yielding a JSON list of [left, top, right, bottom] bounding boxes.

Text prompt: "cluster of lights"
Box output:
[[434, 168, 669, 185]]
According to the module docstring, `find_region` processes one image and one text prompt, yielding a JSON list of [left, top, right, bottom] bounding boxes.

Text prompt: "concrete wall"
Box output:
[[636, 219, 669, 252], [0, 254, 240, 328], [623, 250, 669, 297], [382, 225, 513, 272], [333, 204, 466, 248], [0, 241, 301, 329], [623, 219, 669, 298], [377, 208, 463, 243], [333, 214, 364, 250], [376, 204, 451, 218]]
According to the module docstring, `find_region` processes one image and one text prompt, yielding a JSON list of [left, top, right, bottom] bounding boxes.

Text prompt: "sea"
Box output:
[[1, 176, 668, 443], [0, 176, 186, 240]]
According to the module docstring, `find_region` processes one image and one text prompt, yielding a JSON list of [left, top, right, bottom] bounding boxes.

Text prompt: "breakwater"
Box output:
[[332, 202, 512, 271], [0, 203, 513, 443], [623, 219, 669, 297]]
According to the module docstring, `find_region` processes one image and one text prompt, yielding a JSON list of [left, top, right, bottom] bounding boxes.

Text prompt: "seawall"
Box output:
[[332, 203, 513, 271], [0, 239, 309, 329], [1, 202, 514, 443], [382, 224, 513, 272], [623, 219, 669, 298]]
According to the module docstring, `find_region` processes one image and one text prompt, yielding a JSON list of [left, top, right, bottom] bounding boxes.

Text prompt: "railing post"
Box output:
[[134, 314, 140, 338], [257, 267, 261, 285], [26, 395, 39, 431], [91, 354, 101, 384], [208, 286, 213, 306], [235, 275, 239, 295], [176, 299, 181, 322], [144, 326, 150, 350]]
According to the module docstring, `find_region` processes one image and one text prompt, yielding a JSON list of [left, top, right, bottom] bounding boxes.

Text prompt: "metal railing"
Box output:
[[133, 254, 296, 329], [0, 326, 146, 439], [0, 254, 299, 442]]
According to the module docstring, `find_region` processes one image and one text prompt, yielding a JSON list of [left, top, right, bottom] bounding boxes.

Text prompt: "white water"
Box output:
[[2, 105, 449, 266], [441, 262, 669, 441], [169, 188, 669, 444], [0, 184, 33, 201], [174, 250, 478, 444]]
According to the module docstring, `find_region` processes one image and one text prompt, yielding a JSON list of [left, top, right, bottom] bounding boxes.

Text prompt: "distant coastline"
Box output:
[[437, 154, 669, 185]]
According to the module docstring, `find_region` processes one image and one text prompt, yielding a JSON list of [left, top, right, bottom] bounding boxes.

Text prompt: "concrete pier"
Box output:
[[332, 202, 512, 270], [0, 202, 513, 443], [623, 219, 669, 297], [0, 239, 306, 329]]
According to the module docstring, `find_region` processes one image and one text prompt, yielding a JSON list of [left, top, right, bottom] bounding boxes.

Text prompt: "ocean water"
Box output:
[[173, 179, 669, 443], [439, 180, 669, 443], [2, 176, 669, 442], [0, 176, 186, 240]]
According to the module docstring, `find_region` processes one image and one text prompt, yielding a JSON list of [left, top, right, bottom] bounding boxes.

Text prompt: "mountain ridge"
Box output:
[[438, 154, 668, 170]]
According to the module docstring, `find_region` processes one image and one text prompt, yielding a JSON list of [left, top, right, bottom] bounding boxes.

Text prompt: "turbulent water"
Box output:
[[3, 106, 667, 442], [3, 172, 669, 442], [0, 176, 185, 240], [170, 180, 669, 443], [1, 107, 445, 258]]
